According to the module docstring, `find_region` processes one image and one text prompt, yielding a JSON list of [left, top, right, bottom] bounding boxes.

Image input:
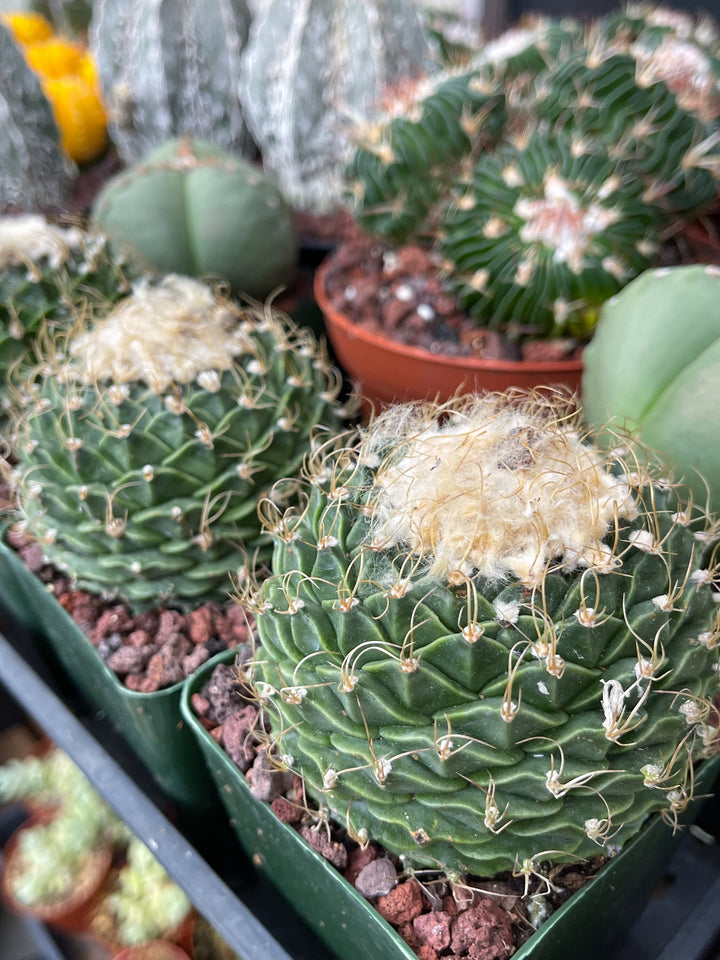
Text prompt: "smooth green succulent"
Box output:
[[582, 264, 720, 515], [244, 393, 720, 878], [0, 215, 134, 395], [91, 138, 297, 300], [9, 273, 346, 606]]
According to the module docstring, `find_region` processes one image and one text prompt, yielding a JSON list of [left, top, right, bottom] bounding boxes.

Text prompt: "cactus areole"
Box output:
[[247, 393, 720, 876], [11, 275, 345, 606]]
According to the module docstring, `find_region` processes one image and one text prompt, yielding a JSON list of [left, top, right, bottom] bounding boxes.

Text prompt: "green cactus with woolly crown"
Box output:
[[0, 215, 136, 413], [242, 392, 720, 877], [91, 138, 297, 299], [8, 274, 346, 606]]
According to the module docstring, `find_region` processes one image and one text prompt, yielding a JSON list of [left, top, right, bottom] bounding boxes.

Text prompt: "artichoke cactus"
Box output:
[[244, 392, 720, 877], [91, 138, 298, 299], [9, 274, 346, 606], [582, 264, 720, 516], [0, 214, 134, 398]]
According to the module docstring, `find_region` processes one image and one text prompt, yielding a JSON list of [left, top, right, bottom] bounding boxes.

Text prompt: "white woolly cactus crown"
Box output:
[[365, 394, 637, 585], [70, 274, 251, 390]]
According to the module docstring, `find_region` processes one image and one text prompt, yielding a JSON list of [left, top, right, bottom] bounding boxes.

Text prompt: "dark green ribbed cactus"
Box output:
[[9, 274, 346, 606], [0, 215, 135, 411], [347, 70, 505, 245], [439, 132, 666, 336], [244, 393, 720, 877]]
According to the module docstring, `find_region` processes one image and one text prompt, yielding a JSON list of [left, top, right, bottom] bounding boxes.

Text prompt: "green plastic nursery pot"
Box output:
[[0, 527, 44, 635], [0, 534, 214, 810], [181, 651, 720, 960]]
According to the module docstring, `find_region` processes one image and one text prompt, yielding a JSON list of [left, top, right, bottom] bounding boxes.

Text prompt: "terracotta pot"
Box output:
[[314, 258, 584, 412], [112, 944, 191, 960], [87, 893, 195, 959], [1, 813, 114, 933]]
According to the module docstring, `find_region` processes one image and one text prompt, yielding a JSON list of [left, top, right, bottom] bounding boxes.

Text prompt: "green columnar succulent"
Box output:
[[0, 23, 73, 213], [244, 393, 720, 878], [91, 138, 297, 299], [438, 131, 666, 336], [10, 274, 346, 606], [0, 215, 134, 402], [104, 838, 191, 946], [89, 0, 253, 163], [239, 0, 437, 214], [582, 264, 720, 515]]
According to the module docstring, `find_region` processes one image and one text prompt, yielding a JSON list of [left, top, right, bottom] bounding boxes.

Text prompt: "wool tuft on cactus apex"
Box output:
[[239, 0, 437, 214], [89, 0, 253, 164], [243, 391, 720, 878], [8, 274, 347, 607]]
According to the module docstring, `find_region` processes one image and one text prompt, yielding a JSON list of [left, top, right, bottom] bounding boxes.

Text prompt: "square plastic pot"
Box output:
[[181, 649, 720, 960], [0, 533, 215, 810]]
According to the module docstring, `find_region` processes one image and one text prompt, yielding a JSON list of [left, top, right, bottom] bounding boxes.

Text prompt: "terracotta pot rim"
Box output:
[[314, 256, 584, 375]]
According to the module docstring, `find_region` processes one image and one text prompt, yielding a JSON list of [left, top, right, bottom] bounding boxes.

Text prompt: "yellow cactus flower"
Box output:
[[25, 37, 84, 79], [43, 75, 108, 165], [1, 11, 53, 46]]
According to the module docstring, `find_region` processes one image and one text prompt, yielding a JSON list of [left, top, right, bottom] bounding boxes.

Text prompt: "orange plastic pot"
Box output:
[[0, 813, 114, 934], [112, 943, 191, 960], [314, 258, 584, 412]]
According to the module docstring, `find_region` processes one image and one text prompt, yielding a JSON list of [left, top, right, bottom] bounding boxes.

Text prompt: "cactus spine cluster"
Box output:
[[239, 0, 436, 213], [0, 215, 134, 408], [9, 274, 345, 606], [346, 6, 720, 340], [91, 138, 297, 299], [90, 0, 253, 164], [0, 21, 73, 213], [244, 393, 720, 877]]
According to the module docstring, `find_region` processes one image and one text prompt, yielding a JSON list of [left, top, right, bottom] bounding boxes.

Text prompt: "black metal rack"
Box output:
[[1, 609, 720, 960]]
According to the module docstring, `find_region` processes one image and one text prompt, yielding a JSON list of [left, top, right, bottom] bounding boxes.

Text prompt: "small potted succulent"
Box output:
[[183, 388, 720, 960], [315, 7, 720, 408], [0, 746, 195, 952], [0, 270, 347, 806], [0, 748, 122, 932]]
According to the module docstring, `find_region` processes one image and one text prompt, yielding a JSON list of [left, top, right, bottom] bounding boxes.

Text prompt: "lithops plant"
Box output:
[[91, 138, 297, 299], [90, 0, 253, 164], [239, 0, 437, 214], [0, 21, 73, 213], [9, 274, 345, 606], [0, 215, 134, 393], [583, 264, 720, 516], [242, 392, 720, 878]]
